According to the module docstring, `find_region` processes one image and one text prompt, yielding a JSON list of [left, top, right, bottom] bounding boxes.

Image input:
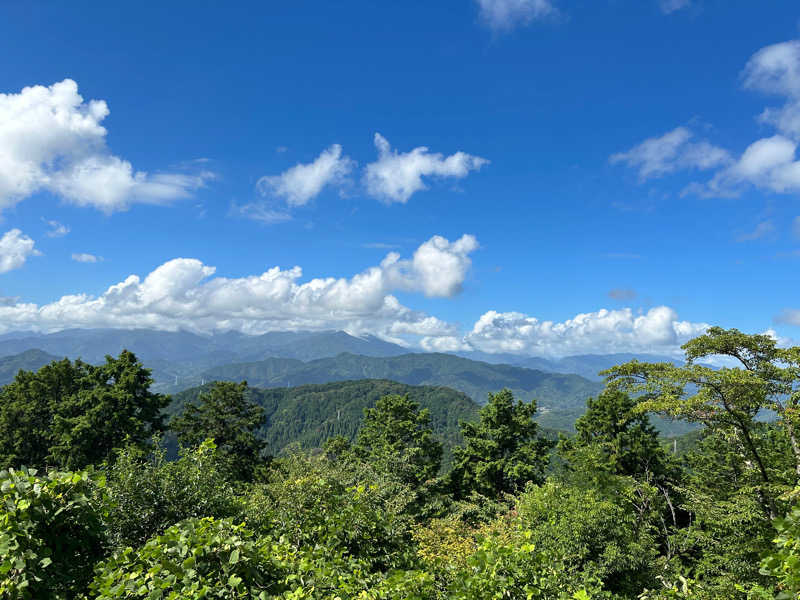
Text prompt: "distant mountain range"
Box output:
[[0, 328, 695, 434]]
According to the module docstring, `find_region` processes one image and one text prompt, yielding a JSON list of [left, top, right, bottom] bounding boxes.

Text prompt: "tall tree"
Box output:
[[558, 389, 672, 481], [0, 351, 168, 469], [353, 394, 442, 488], [449, 389, 553, 499], [603, 326, 800, 518], [170, 381, 267, 480]]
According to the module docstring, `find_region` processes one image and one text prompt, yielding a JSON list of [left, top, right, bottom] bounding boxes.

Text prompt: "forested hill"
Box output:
[[0, 349, 63, 386], [197, 352, 603, 430], [169, 379, 482, 466]]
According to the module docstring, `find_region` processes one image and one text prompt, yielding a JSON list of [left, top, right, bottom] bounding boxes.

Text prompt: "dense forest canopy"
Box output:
[[1, 327, 799, 598]]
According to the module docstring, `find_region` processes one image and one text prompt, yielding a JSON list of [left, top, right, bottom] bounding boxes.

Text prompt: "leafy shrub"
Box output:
[[515, 480, 658, 595], [91, 517, 287, 599], [244, 452, 416, 571], [104, 438, 242, 548], [0, 466, 107, 600]]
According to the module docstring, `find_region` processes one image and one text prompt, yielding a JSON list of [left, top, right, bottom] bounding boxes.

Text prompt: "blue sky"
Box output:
[[0, 0, 798, 356]]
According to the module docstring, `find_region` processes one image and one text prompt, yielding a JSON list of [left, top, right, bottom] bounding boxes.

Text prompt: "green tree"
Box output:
[[449, 389, 553, 500], [603, 327, 800, 519], [559, 389, 673, 482], [354, 394, 443, 488], [170, 381, 267, 480], [0, 351, 167, 470]]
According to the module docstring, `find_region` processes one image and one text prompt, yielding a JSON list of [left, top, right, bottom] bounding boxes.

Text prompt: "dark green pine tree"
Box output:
[[558, 389, 671, 481], [353, 394, 442, 488], [449, 388, 553, 500], [170, 381, 267, 481]]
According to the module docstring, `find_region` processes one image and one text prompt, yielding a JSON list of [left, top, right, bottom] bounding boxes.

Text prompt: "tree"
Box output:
[[354, 394, 442, 488], [559, 389, 672, 482], [449, 389, 553, 500], [603, 327, 800, 518], [0, 351, 168, 470], [170, 381, 267, 480]]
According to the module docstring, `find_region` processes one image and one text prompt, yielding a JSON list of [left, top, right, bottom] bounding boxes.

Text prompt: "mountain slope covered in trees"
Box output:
[[169, 379, 482, 466]]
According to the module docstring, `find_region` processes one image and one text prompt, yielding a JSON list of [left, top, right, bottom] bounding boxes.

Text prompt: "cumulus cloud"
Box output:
[[659, 0, 690, 14], [257, 144, 355, 207], [0, 229, 40, 273], [0, 234, 476, 339], [610, 127, 731, 180], [71, 253, 102, 263], [476, 0, 559, 30], [0, 79, 211, 213], [449, 306, 708, 357], [43, 219, 69, 238], [364, 133, 488, 203]]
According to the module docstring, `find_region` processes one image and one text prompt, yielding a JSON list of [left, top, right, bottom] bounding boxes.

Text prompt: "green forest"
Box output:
[[2, 327, 800, 599]]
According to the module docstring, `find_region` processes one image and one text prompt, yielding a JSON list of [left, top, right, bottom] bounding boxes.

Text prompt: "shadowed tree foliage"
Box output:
[[353, 394, 443, 488], [448, 389, 554, 500], [170, 381, 267, 481], [0, 350, 167, 470]]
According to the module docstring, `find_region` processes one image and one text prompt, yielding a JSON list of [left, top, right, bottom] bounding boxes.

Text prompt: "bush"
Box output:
[[244, 452, 417, 571], [0, 466, 108, 600], [104, 438, 243, 548]]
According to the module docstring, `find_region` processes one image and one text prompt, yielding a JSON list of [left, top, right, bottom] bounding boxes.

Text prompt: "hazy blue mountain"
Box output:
[[192, 352, 604, 431], [0, 349, 63, 386], [515, 353, 682, 381]]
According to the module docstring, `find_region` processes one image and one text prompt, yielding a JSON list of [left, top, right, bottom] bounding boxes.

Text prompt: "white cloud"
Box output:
[[0, 79, 211, 213], [743, 40, 800, 138], [71, 253, 102, 263], [43, 219, 69, 238], [257, 144, 355, 207], [380, 234, 479, 297], [455, 306, 708, 357], [0, 229, 40, 273], [688, 135, 800, 197], [231, 202, 292, 224], [476, 0, 559, 30], [610, 127, 731, 180], [0, 234, 476, 339], [659, 0, 690, 14], [364, 133, 488, 203]]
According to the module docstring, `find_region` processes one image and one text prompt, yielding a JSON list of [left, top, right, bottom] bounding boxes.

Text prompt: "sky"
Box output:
[[0, 0, 799, 357]]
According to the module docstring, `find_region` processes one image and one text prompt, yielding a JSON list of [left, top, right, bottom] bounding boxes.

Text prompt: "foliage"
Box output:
[[243, 452, 417, 571], [449, 389, 554, 499], [354, 394, 442, 488], [515, 479, 658, 595], [761, 502, 800, 599], [170, 381, 267, 480], [170, 379, 479, 470], [558, 389, 672, 482], [0, 350, 168, 470], [604, 326, 800, 519], [0, 466, 107, 600], [91, 517, 288, 599], [104, 438, 242, 548]]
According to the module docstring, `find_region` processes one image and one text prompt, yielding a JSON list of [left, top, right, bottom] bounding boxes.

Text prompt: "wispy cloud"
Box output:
[[71, 252, 103, 263], [43, 219, 69, 238], [476, 0, 560, 30], [736, 220, 774, 242]]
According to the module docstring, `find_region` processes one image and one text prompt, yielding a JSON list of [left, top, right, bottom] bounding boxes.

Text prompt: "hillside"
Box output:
[[169, 379, 482, 467], [0, 349, 63, 386], [195, 352, 604, 431]]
